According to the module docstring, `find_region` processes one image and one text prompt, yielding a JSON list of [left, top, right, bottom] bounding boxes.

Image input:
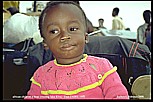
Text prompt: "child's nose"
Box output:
[[61, 36, 71, 41], [60, 31, 71, 42]]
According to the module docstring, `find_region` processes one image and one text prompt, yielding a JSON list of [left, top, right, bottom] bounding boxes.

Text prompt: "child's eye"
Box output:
[[49, 29, 59, 34], [70, 27, 78, 32]]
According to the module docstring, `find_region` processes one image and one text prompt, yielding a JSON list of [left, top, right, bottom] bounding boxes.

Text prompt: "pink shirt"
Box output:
[[25, 54, 129, 100]]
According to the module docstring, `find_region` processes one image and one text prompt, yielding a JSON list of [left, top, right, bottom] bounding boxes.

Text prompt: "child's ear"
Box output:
[[85, 33, 89, 43], [43, 40, 49, 50]]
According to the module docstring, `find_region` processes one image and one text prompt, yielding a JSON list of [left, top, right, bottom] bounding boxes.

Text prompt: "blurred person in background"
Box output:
[[98, 18, 107, 29], [112, 7, 126, 30], [136, 10, 151, 44]]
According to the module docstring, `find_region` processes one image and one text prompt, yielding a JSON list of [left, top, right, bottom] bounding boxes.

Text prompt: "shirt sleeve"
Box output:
[[100, 58, 129, 99], [24, 66, 44, 100]]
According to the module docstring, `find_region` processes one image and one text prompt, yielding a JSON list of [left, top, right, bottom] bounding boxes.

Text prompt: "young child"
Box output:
[[25, 1, 129, 100]]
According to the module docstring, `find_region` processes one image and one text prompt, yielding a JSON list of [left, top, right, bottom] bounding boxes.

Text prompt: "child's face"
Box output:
[[42, 4, 87, 61]]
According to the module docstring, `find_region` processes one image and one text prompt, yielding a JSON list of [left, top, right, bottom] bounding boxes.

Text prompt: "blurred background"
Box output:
[[17, 1, 151, 32]]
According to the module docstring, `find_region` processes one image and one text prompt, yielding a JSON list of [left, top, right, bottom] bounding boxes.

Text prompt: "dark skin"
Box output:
[[112, 11, 116, 17], [42, 4, 88, 65]]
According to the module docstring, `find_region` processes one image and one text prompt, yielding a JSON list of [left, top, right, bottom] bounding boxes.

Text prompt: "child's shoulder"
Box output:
[[35, 60, 54, 73], [88, 55, 109, 63], [87, 55, 113, 72]]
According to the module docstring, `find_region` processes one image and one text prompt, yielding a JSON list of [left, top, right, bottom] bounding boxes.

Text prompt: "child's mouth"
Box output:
[[61, 43, 75, 51]]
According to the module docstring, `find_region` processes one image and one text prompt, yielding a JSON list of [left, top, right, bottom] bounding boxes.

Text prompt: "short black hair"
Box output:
[[113, 7, 119, 15], [7, 7, 19, 15], [39, 1, 87, 38], [143, 10, 151, 24], [99, 18, 104, 21]]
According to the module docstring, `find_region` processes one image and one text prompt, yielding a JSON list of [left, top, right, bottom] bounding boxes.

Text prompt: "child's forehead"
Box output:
[[46, 3, 82, 14], [40, 2, 87, 30], [44, 4, 85, 20]]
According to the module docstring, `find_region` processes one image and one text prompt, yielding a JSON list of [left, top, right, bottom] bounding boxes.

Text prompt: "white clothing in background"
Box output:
[[3, 13, 40, 44], [112, 16, 125, 30]]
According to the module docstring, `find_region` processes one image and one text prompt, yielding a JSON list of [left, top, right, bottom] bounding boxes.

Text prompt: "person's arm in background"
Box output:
[[22, 12, 41, 16], [136, 27, 143, 44]]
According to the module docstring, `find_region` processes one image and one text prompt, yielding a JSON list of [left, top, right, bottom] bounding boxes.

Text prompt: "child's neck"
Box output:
[[55, 54, 85, 65]]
